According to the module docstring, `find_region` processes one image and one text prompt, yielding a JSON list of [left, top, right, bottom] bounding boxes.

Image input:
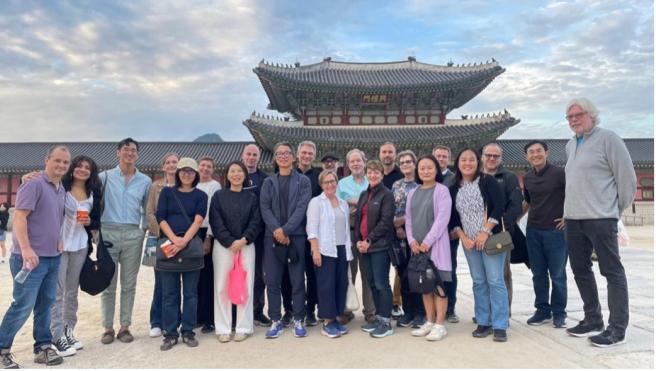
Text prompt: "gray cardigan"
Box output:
[[564, 126, 637, 220]]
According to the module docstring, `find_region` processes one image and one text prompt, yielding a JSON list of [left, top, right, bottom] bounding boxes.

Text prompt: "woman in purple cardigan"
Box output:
[[405, 155, 452, 341]]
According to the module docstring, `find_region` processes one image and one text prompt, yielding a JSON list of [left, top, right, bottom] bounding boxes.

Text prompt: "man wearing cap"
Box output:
[[321, 153, 340, 177], [99, 138, 151, 345]]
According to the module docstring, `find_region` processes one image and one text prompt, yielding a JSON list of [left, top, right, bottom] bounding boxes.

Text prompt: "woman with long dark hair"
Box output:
[[448, 147, 509, 342], [51, 155, 102, 357]]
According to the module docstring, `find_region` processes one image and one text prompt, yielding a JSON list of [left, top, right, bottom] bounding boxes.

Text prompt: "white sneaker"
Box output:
[[149, 327, 162, 338], [426, 324, 448, 341], [411, 321, 434, 337]]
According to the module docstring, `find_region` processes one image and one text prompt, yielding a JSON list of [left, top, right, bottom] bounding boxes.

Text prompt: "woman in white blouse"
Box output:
[[306, 170, 353, 338]]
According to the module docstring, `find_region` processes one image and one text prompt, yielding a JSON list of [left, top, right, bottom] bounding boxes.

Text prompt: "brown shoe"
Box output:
[[365, 313, 377, 324], [117, 329, 134, 343], [337, 311, 355, 325], [101, 329, 115, 344]]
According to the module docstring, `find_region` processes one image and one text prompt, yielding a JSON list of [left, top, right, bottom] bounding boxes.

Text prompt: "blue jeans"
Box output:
[[160, 270, 200, 338], [0, 254, 61, 353], [526, 228, 568, 317], [463, 249, 509, 330], [361, 250, 392, 319]]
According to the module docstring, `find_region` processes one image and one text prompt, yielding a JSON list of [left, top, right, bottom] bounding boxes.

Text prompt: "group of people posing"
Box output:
[[0, 97, 637, 368]]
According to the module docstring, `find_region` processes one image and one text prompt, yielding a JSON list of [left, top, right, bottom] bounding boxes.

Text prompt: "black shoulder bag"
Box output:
[[80, 176, 116, 296], [155, 190, 204, 272]]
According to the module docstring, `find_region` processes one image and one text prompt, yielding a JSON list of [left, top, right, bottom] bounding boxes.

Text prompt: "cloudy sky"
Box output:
[[0, 0, 653, 142]]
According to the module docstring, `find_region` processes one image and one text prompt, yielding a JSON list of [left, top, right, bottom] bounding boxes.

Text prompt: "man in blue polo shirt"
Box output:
[[0, 145, 70, 368], [99, 138, 151, 345]]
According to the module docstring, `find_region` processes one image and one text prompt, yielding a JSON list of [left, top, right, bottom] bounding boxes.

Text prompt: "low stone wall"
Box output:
[[622, 201, 654, 226]]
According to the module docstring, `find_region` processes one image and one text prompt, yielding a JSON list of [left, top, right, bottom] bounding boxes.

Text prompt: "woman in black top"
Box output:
[[448, 147, 509, 342], [156, 158, 208, 351], [355, 160, 395, 338], [209, 161, 261, 343]]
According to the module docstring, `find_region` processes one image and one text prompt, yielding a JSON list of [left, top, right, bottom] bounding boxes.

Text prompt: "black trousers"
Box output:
[[395, 240, 424, 318], [566, 219, 629, 335], [253, 233, 266, 316], [444, 238, 459, 315], [196, 228, 214, 327], [264, 235, 307, 321], [282, 240, 318, 316]]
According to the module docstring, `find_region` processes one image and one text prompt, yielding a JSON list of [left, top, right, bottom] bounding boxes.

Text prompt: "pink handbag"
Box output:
[[228, 251, 248, 305]]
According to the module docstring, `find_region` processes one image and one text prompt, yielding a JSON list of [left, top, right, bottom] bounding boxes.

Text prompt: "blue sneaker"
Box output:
[[361, 318, 379, 333], [321, 322, 340, 338], [293, 320, 308, 338], [335, 322, 348, 335], [370, 320, 393, 338], [265, 321, 284, 339]]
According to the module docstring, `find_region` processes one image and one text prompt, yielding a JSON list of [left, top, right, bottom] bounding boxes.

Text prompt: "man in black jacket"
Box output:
[[241, 144, 271, 327], [482, 143, 524, 316]]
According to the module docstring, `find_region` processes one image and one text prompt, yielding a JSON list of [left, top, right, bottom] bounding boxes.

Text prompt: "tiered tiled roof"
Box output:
[[254, 57, 505, 112], [0, 139, 651, 174], [244, 111, 520, 157]]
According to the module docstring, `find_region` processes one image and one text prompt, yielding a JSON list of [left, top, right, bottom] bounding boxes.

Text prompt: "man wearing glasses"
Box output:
[[562, 98, 636, 347], [481, 142, 525, 318], [99, 138, 151, 345]]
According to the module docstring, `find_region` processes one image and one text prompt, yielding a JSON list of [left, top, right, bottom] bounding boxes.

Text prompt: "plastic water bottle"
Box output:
[[14, 262, 33, 284]]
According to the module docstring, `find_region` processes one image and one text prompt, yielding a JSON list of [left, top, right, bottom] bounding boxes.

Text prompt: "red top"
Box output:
[[359, 191, 374, 241]]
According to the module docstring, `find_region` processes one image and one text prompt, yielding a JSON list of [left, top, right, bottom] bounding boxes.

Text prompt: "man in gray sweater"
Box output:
[[562, 98, 636, 348]]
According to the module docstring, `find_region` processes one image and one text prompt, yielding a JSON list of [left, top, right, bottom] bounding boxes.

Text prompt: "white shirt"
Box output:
[[61, 192, 93, 252], [196, 179, 222, 236], [306, 193, 353, 260]]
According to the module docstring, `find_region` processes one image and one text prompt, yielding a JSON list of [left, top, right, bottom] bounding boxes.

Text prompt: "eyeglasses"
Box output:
[[179, 168, 196, 175], [275, 151, 293, 158], [483, 154, 501, 159], [322, 179, 337, 185], [566, 112, 587, 121], [399, 160, 414, 165], [120, 147, 138, 154]]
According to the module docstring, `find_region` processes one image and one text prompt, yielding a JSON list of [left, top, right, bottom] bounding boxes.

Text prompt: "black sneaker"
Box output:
[[34, 345, 63, 366], [411, 314, 426, 329], [493, 329, 508, 342], [588, 329, 626, 348], [160, 336, 178, 351], [527, 311, 552, 326], [201, 324, 215, 334], [281, 312, 293, 328], [254, 312, 272, 327], [553, 316, 567, 328], [391, 305, 404, 319], [472, 325, 493, 338], [566, 320, 604, 338], [397, 313, 414, 328], [446, 312, 460, 323], [53, 335, 76, 357], [472, 316, 477, 324], [305, 312, 319, 327], [0, 349, 19, 369], [182, 333, 199, 347]]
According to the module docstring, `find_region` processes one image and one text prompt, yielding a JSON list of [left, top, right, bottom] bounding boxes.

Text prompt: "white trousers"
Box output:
[[213, 242, 255, 335]]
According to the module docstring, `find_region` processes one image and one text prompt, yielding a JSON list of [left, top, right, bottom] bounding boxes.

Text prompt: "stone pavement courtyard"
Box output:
[[0, 226, 653, 368]]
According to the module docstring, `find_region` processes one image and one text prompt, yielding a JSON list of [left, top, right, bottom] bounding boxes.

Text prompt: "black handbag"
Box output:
[[79, 230, 116, 296], [405, 252, 442, 295], [155, 190, 204, 272]]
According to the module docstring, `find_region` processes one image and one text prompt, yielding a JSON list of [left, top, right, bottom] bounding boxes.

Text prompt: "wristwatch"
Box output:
[[481, 227, 492, 236]]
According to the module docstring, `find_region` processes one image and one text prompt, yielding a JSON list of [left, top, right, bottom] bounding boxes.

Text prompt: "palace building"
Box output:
[[244, 57, 519, 160]]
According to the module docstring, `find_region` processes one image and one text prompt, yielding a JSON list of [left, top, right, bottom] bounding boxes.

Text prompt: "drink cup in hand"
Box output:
[[76, 209, 89, 223], [160, 240, 175, 258]]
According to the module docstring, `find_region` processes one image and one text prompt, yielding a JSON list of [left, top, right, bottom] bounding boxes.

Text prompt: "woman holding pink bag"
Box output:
[[209, 161, 261, 343]]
